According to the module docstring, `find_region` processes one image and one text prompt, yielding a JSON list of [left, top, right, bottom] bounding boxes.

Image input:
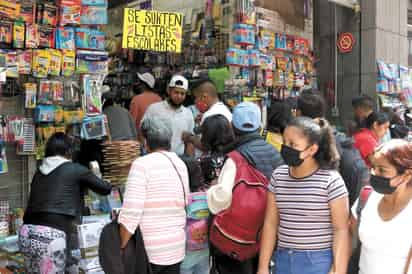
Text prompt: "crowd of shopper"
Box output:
[[18, 74, 412, 274]]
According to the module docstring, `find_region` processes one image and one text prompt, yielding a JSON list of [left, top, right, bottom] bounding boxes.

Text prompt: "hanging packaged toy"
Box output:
[[3, 50, 18, 78], [226, 48, 240, 66], [0, 21, 13, 46], [32, 50, 50, 78], [38, 25, 55, 48], [82, 74, 103, 115], [34, 105, 56, 123], [0, 0, 20, 19], [63, 80, 81, 106], [61, 50, 76, 76], [18, 0, 36, 24], [49, 49, 62, 76], [76, 50, 108, 74], [58, 0, 81, 25], [56, 27, 75, 50], [17, 50, 32, 74], [80, 6, 107, 25], [75, 28, 105, 50], [38, 80, 52, 104], [286, 36, 295, 51], [39, 3, 57, 26], [233, 24, 255, 46], [81, 115, 107, 140], [51, 81, 64, 103], [275, 33, 286, 50], [13, 21, 25, 48], [377, 60, 393, 80], [248, 49, 259, 67], [25, 24, 39, 48], [24, 83, 37, 109], [257, 30, 274, 51]]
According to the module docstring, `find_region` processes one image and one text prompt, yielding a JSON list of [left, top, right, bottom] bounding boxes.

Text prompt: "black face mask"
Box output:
[[281, 145, 305, 167], [370, 174, 397, 195]]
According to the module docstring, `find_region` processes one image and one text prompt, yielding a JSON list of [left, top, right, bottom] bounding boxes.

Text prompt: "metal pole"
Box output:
[[334, 4, 338, 113]]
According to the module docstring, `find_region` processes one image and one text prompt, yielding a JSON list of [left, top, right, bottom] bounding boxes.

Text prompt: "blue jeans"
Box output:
[[274, 248, 333, 274], [181, 256, 209, 274]]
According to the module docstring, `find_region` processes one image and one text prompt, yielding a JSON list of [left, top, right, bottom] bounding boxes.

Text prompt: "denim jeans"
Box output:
[[181, 256, 209, 274], [274, 248, 333, 274]]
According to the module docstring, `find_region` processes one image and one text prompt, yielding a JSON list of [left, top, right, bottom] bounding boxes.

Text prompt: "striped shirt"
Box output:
[[269, 165, 348, 251], [118, 151, 189, 265]]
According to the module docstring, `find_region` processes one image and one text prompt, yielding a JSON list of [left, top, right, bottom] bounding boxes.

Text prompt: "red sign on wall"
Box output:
[[337, 32, 355, 53]]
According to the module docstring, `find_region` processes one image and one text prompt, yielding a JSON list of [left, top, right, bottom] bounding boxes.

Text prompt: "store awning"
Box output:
[[254, 0, 305, 29]]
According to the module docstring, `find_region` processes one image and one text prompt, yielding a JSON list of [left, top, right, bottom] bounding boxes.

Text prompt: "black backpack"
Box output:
[[335, 132, 370, 207]]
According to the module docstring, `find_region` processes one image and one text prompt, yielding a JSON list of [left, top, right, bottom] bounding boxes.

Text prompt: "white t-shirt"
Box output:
[[201, 102, 232, 124], [352, 191, 412, 274], [143, 101, 194, 155]]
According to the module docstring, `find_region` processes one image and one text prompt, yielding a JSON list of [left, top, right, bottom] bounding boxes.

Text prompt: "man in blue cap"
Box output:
[[207, 102, 283, 274]]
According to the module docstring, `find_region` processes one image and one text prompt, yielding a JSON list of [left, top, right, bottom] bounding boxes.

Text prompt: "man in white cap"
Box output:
[[129, 72, 161, 135], [141, 75, 194, 156]]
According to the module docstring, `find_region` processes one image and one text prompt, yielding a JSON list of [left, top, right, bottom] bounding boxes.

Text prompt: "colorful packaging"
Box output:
[[63, 109, 84, 124], [81, 0, 107, 6], [49, 49, 62, 76], [286, 36, 295, 51], [75, 28, 105, 50], [56, 27, 75, 50], [13, 21, 25, 48], [0, 21, 13, 45], [38, 25, 55, 48], [38, 80, 52, 104], [32, 50, 50, 78], [275, 33, 286, 50], [61, 50, 76, 76], [258, 30, 275, 51], [24, 83, 37, 109], [34, 105, 56, 123], [51, 80, 64, 103], [233, 24, 255, 46], [40, 3, 57, 26], [0, 0, 20, 19], [59, 0, 81, 25], [248, 49, 259, 67], [17, 0, 36, 23], [80, 115, 107, 139], [76, 50, 108, 74], [80, 6, 107, 25], [82, 74, 103, 115], [17, 50, 32, 74], [25, 24, 39, 48], [3, 50, 18, 78], [54, 106, 64, 124], [377, 60, 393, 80]]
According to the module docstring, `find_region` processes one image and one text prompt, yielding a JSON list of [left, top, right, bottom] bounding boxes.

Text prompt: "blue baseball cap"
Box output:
[[232, 102, 261, 132]]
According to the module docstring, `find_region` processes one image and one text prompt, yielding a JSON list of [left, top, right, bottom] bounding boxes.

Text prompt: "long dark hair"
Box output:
[[288, 117, 340, 169], [201, 115, 235, 153], [365, 112, 390, 129], [45, 132, 73, 159]]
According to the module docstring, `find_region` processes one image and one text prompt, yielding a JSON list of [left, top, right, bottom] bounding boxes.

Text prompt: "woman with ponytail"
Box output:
[[257, 117, 350, 274]]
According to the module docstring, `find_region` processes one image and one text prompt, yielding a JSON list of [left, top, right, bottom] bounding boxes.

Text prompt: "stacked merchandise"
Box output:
[[77, 215, 110, 274], [0, 0, 110, 159], [0, 201, 9, 240], [225, 3, 314, 109], [101, 141, 140, 186], [376, 61, 412, 124]]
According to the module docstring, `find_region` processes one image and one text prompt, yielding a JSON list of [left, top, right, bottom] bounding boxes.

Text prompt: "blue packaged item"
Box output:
[[56, 27, 75, 50], [75, 28, 105, 50], [82, 0, 107, 6], [81, 115, 107, 140], [275, 33, 287, 50], [226, 48, 239, 66], [80, 6, 107, 25], [233, 24, 255, 45], [377, 60, 393, 80], [248, 49, 259, 67], [76, 50, 108, 74], [34, 105, 56, 123]]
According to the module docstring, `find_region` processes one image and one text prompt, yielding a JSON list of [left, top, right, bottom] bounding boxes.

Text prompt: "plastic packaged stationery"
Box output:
[[40, 3, 57, 26], [0, 0, 20, 19], [81, 0, 107, 6], [61, 50, 76, 76], [58, 0, 81, 25], [38, 25, 55, 48], [17, 0, 36, 23], [25, 24, 39, 48], [13, 21, 25, 48], [0, 21, 13, 45], [76, 50, 108, 74], [34, 105, 56, 123], [75, 28, 105, 50], [38, 80, 52, 104], [2, 50, 18, 78], [24, 83, 37, 109], [32, 49, 50, 78], [82, 74, 103, 115], [80, 6, 107, 25], [51, 80, 64, 103], [17, 50, 32, 74], [49, 49, 62, 76], [56, 27, 75, 50]]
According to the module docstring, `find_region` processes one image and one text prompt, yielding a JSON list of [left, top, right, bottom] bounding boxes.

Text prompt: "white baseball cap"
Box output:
[[137, 72, 155, 89], [169, 75, 189, 91]]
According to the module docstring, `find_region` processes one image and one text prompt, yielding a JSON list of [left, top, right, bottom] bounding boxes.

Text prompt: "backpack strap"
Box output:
[[356, 185, 373, 220]]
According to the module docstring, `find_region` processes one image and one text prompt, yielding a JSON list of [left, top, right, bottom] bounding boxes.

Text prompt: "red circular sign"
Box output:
[[337, 32, 355, 53]]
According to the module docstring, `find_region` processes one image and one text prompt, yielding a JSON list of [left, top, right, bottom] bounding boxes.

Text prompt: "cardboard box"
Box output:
[[77, 222, 105, 249]]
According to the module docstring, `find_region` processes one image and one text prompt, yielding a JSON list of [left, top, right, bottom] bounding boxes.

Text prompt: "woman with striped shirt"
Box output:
[[257, 117, 351, 274]]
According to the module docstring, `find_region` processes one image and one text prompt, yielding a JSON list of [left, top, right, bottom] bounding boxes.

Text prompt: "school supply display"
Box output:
[[38, 25, 56, 48], [25, 23, 39, 48], [82, 74, 103, 115], [58, 0, 81, 25], [61, 50, 76, 76], [80, 115, 106, 140], [56, 27, 75, 50], [32, 49, 50, 78], [13, 21, 25, 48], [76, 50, 108, 74], [24, 83, 37, 109], [75, 28, 105, 50], [80, 6, 107, 25]]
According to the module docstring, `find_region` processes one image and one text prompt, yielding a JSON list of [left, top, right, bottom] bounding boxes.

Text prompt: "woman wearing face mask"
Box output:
[[351, 139, 412, 274], [257, 117, 350, 274], [353, 112, 390, 167]]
